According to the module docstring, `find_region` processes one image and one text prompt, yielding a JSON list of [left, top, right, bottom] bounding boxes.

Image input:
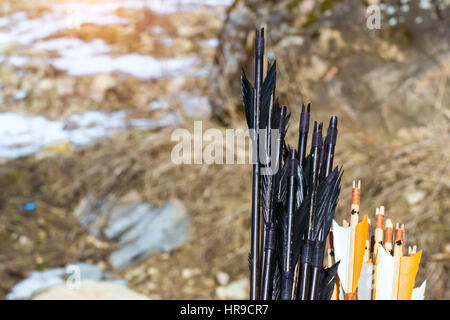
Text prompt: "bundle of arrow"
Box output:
[[241, 29, 425, 300], [330, 181, 427, 300], [242, 28, 342, 300]]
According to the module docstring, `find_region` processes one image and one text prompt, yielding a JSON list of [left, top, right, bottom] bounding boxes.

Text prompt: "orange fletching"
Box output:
[[352, 215, 368, 292], [398, 250, 422, 300]]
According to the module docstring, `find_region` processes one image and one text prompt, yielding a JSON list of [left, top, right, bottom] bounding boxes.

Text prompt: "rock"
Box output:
[[216, 271, 230, 286], [74, 192, 190, 269], [73, 190, 143, 238], [90, 74, 117, 102], [109, 199, 190, 269], [445, 243, 450, 254], [104, 203, 153, 240], [181, 268, 201, 279], [18, 235, 32, 248], [278, 35, 304, 48], [405, 189, 426, 205], [146, 267, 159, 277], [73, 194, 114, 238], [32, 280, 149, 300], [215, 279, 249, 300], [209, 0, 449, 134]]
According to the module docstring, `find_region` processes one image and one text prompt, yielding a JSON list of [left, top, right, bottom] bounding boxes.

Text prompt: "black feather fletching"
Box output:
[[260, 61, 276, 129], [270, 98, 280, 127], [291, 190, 310, 264], [276, 162, 288, 206], [282, 143, 291, 163], [318, 261, 340, 300], [241, 70, 254, 129], [312, 166, 343, 240], [274, 159, 310, 299]]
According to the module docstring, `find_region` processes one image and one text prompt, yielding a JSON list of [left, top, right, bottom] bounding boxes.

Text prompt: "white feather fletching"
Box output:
[[375, 243, 394, 300], [411, 280, 427, 300], [358, 262, 373, 300], [332, 220, 351, 293]]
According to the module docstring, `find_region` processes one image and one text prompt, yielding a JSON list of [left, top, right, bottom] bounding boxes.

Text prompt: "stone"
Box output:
[[215, 279, 249, 300], [32, 280, 149, 300], [18, 235, 32, 248], [216, 271, 230, 286], [209, 0, 449, 135], [146, 267, 159, 277], [73, 190, 143, 238], [181, 268, 201, 279], [109, 199, 190, 269], [405, 189, 425, 205], [73, 193, 190, 270], [90, 74, 117, 102], [104, 203, 153, 240], [73, 194, 115, 238]]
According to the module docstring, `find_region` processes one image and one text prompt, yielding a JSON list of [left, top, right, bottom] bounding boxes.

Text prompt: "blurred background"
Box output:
[[0, 0, 448, 299]]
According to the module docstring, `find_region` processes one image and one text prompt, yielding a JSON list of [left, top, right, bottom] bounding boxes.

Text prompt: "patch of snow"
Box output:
[[149, 26, 163, 34], [0, 16, 11, 28], [13, 90, 27, 100], [198, 38, 218, 48], [159, 36, 174, 46], [6, 268, 65, 300], [53, 52, 198, 79], [389, 17, 398, 26], [386, 6, 396, 15], [34, 37, 199, 79], [8, 56, 29, 67], [65, 111, 128, 146], [0, 1, 232, 46], [129, 112, 182, 129], [148, 100, 170, 111], [0, 113, 67, 159], [34, 37, 111, 56], [419, 0, 432, 10], [0, 7, 128, 46], [0, 110, 181, 159], [193, 67, 210, 77], [177, 92, 211, 118]]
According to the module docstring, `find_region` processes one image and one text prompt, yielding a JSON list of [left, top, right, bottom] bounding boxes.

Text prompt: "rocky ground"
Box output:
[[0, 0, 448, 299]]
